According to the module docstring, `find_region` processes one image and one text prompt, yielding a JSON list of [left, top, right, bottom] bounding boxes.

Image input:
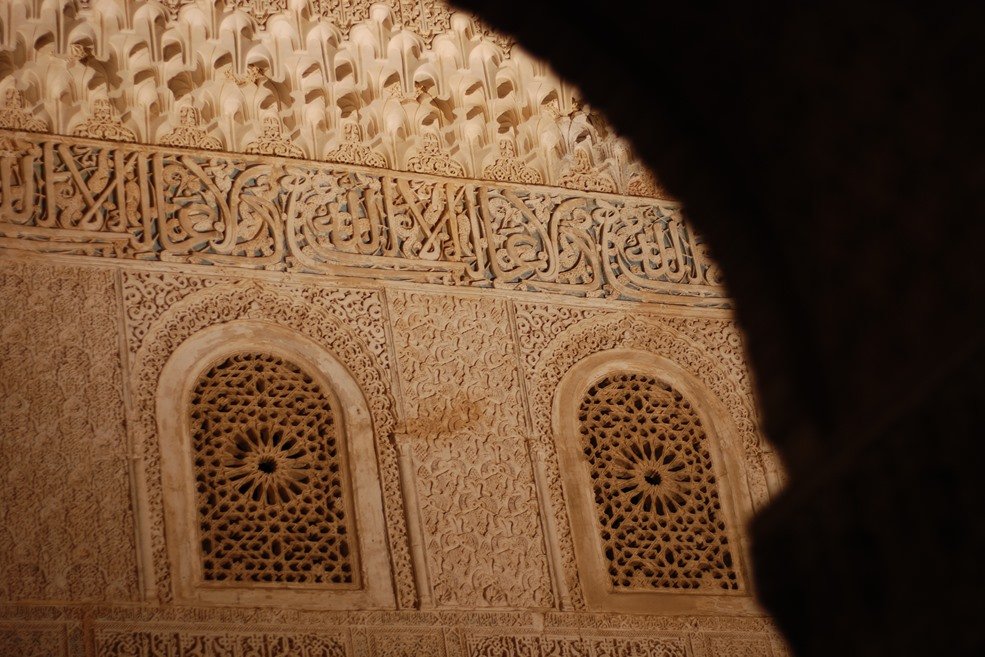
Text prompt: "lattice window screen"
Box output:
[[188, 352, 358, 586], [578, 373, 738, 590]]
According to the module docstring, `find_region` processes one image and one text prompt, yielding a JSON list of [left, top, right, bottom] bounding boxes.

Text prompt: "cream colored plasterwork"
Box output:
[[0, 3, 787, 652], [0, 253, 783, 652], [0, 0, 664, 196], [388, 291, 554, 609], [0, 260, 139, 603], [0, 130, 719, 305]]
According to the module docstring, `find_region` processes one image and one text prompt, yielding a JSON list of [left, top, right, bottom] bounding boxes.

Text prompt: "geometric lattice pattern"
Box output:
[[189, 353, 357, 585], [579, 373, 739, 590]]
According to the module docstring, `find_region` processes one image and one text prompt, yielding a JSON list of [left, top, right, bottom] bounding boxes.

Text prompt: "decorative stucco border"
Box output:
[[519, 309, 769, 609], [126, 279, 415, 607]]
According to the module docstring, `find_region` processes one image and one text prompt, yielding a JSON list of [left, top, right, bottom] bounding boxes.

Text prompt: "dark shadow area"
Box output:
[[452, 1, 985, 654]]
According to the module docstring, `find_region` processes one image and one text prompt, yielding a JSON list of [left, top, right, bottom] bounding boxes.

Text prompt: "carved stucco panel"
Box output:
[[123, 275, 413, 606], [120, 271, 391, 371], [92, 626, 349, 657], [0, 620, 82, 657], [666, 318, 785, 497], [0, 131, 714, 303], [120, 272, 219, 361], [388, 292, 553, 608], [705, 634, 775, 657], [514, 302, 772, 608], [0, 602, 786, 656], [466, 632, 690, 657], [368, 630, 447, 657], [0, 260, 139, 602]]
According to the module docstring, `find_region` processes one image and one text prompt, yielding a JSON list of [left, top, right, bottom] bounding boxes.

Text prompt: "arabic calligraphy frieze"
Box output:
[[0, 131, 725, 303]]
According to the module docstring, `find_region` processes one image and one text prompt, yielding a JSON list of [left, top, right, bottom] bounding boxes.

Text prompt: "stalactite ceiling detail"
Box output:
[[0, 0, 666, 197]]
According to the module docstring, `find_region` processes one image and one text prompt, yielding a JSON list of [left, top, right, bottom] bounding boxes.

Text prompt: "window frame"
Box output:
[[552, 348, 754, 613], [156, 320, 395, 608]]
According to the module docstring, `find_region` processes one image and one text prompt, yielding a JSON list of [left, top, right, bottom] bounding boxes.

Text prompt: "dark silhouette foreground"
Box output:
[[453, 2, 985, 655]]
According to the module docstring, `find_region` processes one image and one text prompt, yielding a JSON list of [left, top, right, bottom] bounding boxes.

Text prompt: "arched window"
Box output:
[[157, 322, 393, 608], [554, 350, 749, 613], [189, 352, 357, 587], [578, 372, 737, 591]]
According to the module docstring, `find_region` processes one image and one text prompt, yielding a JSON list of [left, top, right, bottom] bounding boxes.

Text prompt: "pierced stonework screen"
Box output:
[[578, 373, 739, 590], [188, 352, 358, 586]]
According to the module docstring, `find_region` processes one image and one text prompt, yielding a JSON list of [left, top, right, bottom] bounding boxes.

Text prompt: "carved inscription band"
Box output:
[[0, 131, 724, 304]]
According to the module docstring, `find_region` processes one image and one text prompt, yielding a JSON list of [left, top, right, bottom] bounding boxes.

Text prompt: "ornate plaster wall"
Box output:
[[0, 254, 787, 656], [0, 2, 787, 655], [389, 292, 553, 609], [0, 261, 139, 604]]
